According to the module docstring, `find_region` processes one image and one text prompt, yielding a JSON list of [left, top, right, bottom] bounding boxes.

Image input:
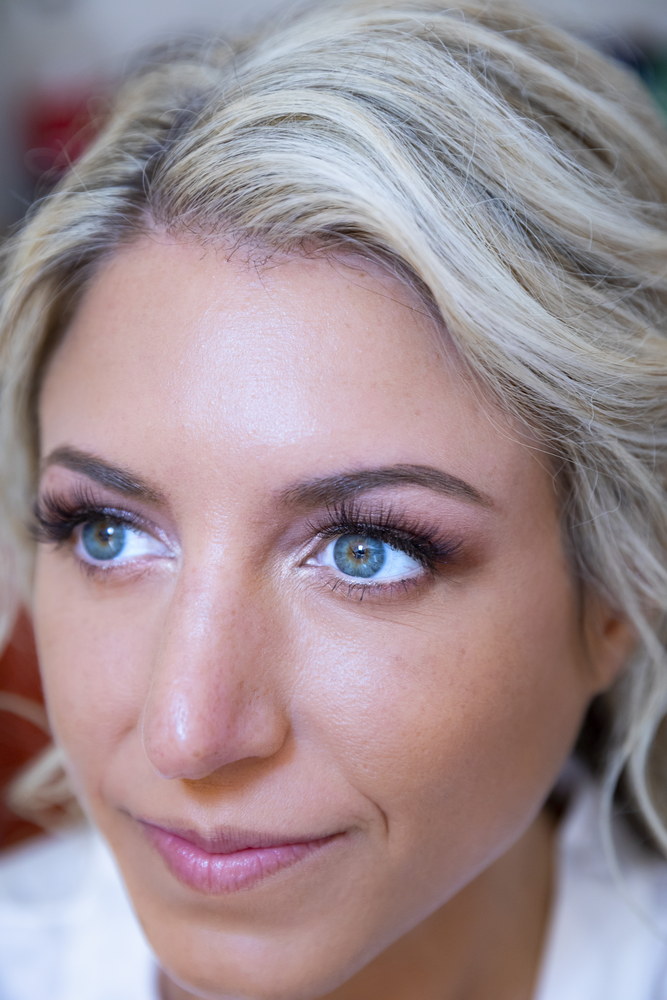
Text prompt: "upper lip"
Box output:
[[139, 819, 340, 855]]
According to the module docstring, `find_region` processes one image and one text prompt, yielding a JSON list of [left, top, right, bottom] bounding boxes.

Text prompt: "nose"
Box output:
[[141, 569, 290, 780]]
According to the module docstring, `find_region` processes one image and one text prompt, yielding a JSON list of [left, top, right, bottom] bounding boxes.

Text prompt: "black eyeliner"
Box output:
[[32, 486, 146, 546], [307, 497, 463, 570]]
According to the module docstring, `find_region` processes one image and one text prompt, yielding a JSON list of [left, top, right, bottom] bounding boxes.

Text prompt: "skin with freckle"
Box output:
[[32, 237, 629, 1000]]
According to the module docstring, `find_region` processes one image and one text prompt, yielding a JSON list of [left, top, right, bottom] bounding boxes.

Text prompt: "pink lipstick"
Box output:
[[141, 822, 340, 894]]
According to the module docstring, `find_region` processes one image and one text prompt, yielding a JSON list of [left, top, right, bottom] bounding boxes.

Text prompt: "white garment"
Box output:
[[534, 784, 667, 1000], [1, 781, 666, 1000], [0, 828, 157, 1000]]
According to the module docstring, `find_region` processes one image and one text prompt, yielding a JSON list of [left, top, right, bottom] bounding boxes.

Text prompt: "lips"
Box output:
[[140, 820, 341, 894]]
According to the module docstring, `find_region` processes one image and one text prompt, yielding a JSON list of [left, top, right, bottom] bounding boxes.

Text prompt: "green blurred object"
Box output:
[[645, 53, 667, 115], [606, 42, 667, 119]]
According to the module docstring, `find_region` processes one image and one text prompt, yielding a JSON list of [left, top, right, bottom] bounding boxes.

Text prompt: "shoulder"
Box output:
[[535, 775, 667, 1000], [0, 826, 157, 1000]]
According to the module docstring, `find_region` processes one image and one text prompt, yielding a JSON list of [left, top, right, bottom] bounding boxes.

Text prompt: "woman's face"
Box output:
[[34, 237, 622, 1000]]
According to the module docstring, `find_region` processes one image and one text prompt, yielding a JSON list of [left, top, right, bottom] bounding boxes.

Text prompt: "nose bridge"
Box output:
[[141, 563, 289, 780]]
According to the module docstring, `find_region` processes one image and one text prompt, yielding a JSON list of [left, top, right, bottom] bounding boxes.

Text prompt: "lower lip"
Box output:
[[142, 825, 339, 894]]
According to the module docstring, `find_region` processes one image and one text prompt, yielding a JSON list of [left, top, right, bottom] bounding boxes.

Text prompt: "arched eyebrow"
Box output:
[[279, 465, 493, 509], [41, 448, 492, 511], [41, 446, 166, 505]]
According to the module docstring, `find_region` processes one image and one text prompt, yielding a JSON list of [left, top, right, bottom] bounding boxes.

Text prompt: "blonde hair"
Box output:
[[1, 0, 667, 848]]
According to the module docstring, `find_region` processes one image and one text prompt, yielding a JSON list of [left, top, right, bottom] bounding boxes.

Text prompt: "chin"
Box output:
[[153, 933, 369, 1000]]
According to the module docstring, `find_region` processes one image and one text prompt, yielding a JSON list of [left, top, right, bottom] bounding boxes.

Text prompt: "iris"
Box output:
[[81, 519, 127, 561], [333, 534, 386, 578]]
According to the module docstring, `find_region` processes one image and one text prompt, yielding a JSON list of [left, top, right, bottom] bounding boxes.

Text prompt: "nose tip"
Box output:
[[140, 576, 290, 782], [141, 674, 289, 781]]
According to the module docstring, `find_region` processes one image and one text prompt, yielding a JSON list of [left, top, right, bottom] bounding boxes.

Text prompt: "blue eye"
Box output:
[[74, 516, 170, 567], [332, 535, 386, 578], [314, 532, 423, 585], [81, 520, 128, 561]]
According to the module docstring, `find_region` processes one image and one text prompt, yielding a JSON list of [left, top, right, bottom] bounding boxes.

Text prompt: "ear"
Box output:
[[583, 595, 637, 695]]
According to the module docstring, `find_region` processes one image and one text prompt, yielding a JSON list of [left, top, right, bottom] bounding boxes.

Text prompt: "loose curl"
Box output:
[[1, 0, 666, 850]]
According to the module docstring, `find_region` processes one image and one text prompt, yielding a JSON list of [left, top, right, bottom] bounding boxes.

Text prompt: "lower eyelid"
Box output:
[[326, 573, 428, 603]]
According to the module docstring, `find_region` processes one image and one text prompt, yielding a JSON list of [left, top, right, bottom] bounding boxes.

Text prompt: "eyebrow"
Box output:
[[42, 446, 166, 505], [280, 464, 492, 509], [42, 448, 492, 511]]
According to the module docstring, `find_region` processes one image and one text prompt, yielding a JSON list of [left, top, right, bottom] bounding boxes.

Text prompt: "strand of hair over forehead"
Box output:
[[1, 0, 667, 852]]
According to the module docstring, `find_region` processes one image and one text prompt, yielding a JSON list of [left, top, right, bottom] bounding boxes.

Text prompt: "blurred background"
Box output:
[[1, 0, 666, 849]]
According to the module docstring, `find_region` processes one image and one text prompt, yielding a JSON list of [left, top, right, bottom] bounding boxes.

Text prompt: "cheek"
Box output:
[[32, 555, 162, 793], [306, 565, 590, 857]]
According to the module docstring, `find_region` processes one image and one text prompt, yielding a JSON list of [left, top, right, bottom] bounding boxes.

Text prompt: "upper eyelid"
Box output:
[[34, 499, 143, 533], [35, 470, 171, 526], [304, 511, 448, 562], [33, 494, 174, 553]]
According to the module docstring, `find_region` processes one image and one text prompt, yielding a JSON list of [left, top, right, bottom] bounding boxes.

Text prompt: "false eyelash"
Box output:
[[31, 485, 145, 546], [306, 497, 463, 569]]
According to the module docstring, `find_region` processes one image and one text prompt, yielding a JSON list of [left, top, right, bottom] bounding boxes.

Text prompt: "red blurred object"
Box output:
[[0, 612, 48, 850], [23, 86, 104, 181]]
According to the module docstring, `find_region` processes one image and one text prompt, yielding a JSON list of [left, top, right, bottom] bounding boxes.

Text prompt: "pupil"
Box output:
[[333, 534, 386, 578], [81, 520, 126, 561]]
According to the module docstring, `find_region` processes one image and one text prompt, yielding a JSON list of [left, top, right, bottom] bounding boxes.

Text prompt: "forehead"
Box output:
[[37, 235, 547, 513]]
